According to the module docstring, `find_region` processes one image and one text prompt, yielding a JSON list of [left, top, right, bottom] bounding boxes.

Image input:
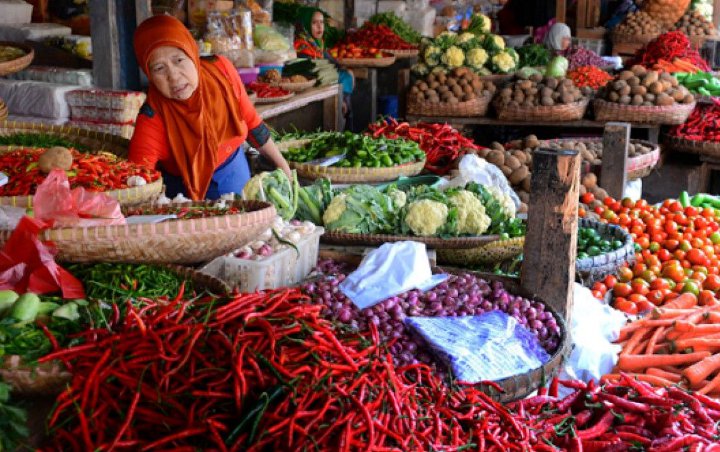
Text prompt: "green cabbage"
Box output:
[[545, 56, 569, 77]]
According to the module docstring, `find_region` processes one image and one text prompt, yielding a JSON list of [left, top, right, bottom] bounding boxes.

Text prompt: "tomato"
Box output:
[[635, 237, 650, 250], [685, 206, 700, 217], [591, 290, 604, 299], [699, 290, 717, 306], [634, 298, 654, 313], [640, 269, 657, 282], [650, 278, 671, 291], [664, 239, 680, 251], [617, 267, 634, 282], [668, 201, 683, 213], [687, 249, 709, 267], [592, 282, 607, 295], [613, 282, 633, 298], [682, 280, 701, 296], [695, 217, 708, 230], [594, 206, 605, 215], [603, 197, 616, 207], [704, 274, 720, 292], [657, 249, 672, 262], [674, 250, 686, 262], [578, 207, 586, 218], [679, 240, 693, 252], [691, 272, 707, 284], [602, 210, 617, 221], [662, 265, 686, 284], [647, 289, 665, 305], [603, 275, 617, 290], [710, 231, 720, 245], [632, 262, 647, 277], [580, 192, 595, 205], [631, 278, 650, 295], [635, 199, 649, 210]]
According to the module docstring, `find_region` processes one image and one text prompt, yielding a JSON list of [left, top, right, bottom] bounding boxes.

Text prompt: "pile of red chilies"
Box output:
[[344, 24, 416, 50], [670, 100, 720, 142], [246, 82, 290, 98], [633, 31, 710, 72], [367, 119, 482, 174], [39, 287, 720, 451]]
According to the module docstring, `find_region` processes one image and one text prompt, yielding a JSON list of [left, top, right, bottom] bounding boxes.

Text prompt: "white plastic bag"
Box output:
[[438, 154, 521, 208]]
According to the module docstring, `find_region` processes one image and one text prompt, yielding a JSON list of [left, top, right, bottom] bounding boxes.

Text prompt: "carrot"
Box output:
[[673, 338, 720, 351], [662, 293, 698, 310], [698, 370, 720, 395], [672, 324, 720, 336], [601, 372, 675, 388], [651, 308, 701, 320], [617, 352, 711, 372], [682, 353, 720, 387], [646, 367, 682, 383], [645, 326, 666, 355], [621, 328, 651, 356], [673, 320, 698, 333]]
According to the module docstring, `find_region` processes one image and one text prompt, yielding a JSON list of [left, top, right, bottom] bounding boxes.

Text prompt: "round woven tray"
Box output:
[[0, 42, 34, 77], [407, 92, 492, 117], [254, 92, 294, 104], [0, 101, 6, 122], [337, 55, 396, 68], [321, 230, 500, 249], [434, 270, 571, 403], [593, 99, 696, 125], [277, 78, 316, 92], [436, 236, 525, 266], [576, 218, 636, 285], [611, 32, 660, 45], [290, 159, 425, 183], [667, 135, 720, 159], [0, 200, 277, 264], [495, 98, 589, 122], [383, 48, 419, 58]]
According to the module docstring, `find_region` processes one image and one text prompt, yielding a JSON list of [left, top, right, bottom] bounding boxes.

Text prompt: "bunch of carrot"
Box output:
[[610, 292, 720, 397], [653, 58, 704, 74]]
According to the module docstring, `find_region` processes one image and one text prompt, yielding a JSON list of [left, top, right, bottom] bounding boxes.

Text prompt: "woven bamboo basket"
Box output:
[[321, 230, 500, 249], [383, 48, 419, 58], [0, 200, 277, 264], [290, 159, 425, 183], [0, 42, 34, 76], [611, 32, 660, 45], [254, 92, 294, 104], [576, 218, 636, 285], [593, 99, 696, 125], [667, 135, 720, 159], [407, 92, 492, 117], [337, 55, 396, 68], [479, 73, 515, 85], [0, 100, 6, 122], [434, 270, 571, 403], [436, 236, 525, 266], [277, 78, 316, 92], [495, 98, 589, 122]]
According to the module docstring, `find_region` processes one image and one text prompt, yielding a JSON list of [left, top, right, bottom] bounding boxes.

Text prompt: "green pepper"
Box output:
[[679, 191, 690, 208]]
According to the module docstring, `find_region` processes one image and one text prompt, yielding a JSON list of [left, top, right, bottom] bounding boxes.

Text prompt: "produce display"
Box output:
[[328, 42, 392, 59], [476, 138, 534, 210], [124, 204, 245, 219], [562, 46, 608, 71], [245, 82, 291, 98], [0, 382, 27, 451], [671, 103, 720, 141], [544, 138, 657, 166], [231, 219, 317, 260], [257, 68, 281, 84], [494, 74, 587, 109], [0, 45, 26, 62], [632, 31, 711, 72], [642, 0, 691, 27], [567, 66, 613, 90], [598, 66, 695, 107], [516, 43, 551, 68], [674, 9, 717, 37], [408, 67, 496, 105], [367, 12, 422, 45], [242, 169, 298, 221], [283, 58, 338, 86], [675, 71, 720, 96], [367, 118, 483, 175], [0, 148, 160, 197], [614, 11, 663, 36], [577, 225, 625, 259], [279, 131, 425, 168], [340, 23, 416, 51]]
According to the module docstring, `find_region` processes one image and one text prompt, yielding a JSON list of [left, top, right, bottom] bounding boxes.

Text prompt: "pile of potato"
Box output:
[[409, 67, 496, 105], [544, 139, 655, 166], [600, 66, 695, 106], [642, 0, 691, 28], [494, 75, 587, 109], [674, 10, 717, 37], [580, 173, 609, 204], [614, 11, 663, 35]]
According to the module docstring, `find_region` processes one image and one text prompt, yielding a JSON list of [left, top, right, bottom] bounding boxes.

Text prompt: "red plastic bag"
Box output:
[[33, 169, 125, 228], [0, 216, 85, 298]]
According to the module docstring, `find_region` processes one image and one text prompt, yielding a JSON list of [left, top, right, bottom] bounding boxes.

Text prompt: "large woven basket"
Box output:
[[593, 99, 696, 125], [479, 73, 515, 85], [0, 100, 6, 122], [576, 218, 636, 285], [290, 159, 425, 183], [495, 99, 589, 122], [383, 48, 419, 58], [434, 270, 571, 403], [277, 78, 316, 92], [0, 42, 34, 76], [611, 32, 660, 45], [337, 55, 396, 68], [437, 236, 525, 266], [321, 230, 500, 249], [254, 92, 294, 104], [0, 200, 277, 264], [407, 92, 492, 117], [667, 135, 720, 159]]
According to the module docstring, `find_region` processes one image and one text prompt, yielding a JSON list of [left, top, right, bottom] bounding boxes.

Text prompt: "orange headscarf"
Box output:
[[134, 15, 248, 200]]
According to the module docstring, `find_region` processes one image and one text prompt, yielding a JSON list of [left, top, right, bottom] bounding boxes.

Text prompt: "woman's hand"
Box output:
[[258, 137, 292, 180]]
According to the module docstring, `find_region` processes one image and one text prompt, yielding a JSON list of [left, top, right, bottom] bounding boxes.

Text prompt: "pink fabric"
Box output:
[[534, 18, 557, 44]]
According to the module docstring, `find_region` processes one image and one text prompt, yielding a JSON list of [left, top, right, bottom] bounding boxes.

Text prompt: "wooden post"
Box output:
[[521, 148, 581, 322], [714, 0, 720, 29], [397, 68, 410, 119], [323, 84, 343, 131], [601, 122, 630, 200], [556, 0, 567, 25], [90, 0, 121, 89], [576, 0, 587, 30]]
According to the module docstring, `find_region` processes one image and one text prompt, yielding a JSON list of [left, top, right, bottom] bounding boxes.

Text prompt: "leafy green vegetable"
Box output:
[[296, 178, 333, 225], [243, 169, 299, 221], [517, 44, 551, 68], [322, 185, 395, 234], [368, 12, 422, 44], [0, 382, 28, 452], [0, 133, 91, 152], [545, 56, 569, 77]]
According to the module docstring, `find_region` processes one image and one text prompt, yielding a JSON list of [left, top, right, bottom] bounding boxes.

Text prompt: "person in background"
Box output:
[[129, 15, 291, 201], [293, 6, 354, 122], [544, 22, 572, 53]]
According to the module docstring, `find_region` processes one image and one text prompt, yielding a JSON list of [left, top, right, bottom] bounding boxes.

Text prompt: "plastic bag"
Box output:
[[33, 169, 125, 228], [439, 154, 521, 209], [406, 311, 550, 382], [0, 206, 27, 230], [253, 24, 291, 51]]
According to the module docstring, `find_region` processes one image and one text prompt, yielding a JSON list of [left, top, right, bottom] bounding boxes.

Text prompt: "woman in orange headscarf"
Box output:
[[129, 15, 291, 200]]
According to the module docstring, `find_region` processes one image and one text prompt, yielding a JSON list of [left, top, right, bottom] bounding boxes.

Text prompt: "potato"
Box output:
[[613, 80, 628, 92], [683, 94, 696, 104], [505, 155, 521, 170], [631, 85, 647, 96], [618, 70, 635, 80], [631, 94, 644, 106], [619, 85, 632, 97], [649, 81, 664, 95], [642, 71, 659, 87], [630, 65, 647, 76], [521, 174, 532, 192], [512, 150, 527, 164], [580, 149, 595, 162], [524, 135, 539, 148], [656, 93, 674, 106], [541, 96, 555, 106], [609, 91, 620, 102], [502, 165, 513, 177], [619, 95, 632, 105], [509, 166, 529, 185], [582, 172, 597, 188], [477, 148, 490, 158], [490, 141, 505, 151], [627, 77, 640, 87]]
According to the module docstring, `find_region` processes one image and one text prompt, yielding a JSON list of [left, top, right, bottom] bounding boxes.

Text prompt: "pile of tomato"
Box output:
[[329, 43, 390, 60], [579, 193, 720, 314]]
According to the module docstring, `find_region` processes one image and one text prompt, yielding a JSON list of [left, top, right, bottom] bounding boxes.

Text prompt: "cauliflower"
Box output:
[[492, 35, 505, 50], [323, 193, 347, 225], [467, 13, 491, 34], [448, 190, 491, 235], [423, 45, 442, 66], [466, 48, 489, 70], [411, 62, 430, 77], [442, 46, 465, 68], [386, 186, 407, 209], [404, 199, 448, 236], [487, 186, 516, 219], [431, 65, 447, 74], [491, 50, 517, 73], [458, 32, 476, 44], [436, 31, 458, 48], [322, 185, 395, 234]]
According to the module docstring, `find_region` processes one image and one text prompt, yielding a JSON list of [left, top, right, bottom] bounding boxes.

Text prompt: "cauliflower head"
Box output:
[[458, 32, 476, 44], [448, 190, 491, 235], [423, 45, 442, 66], [322, 193, 347, 225], [491, 50, 517, 73], [436, 31, 458, 47], [466, 48, 489, 70], [404, 199, 448, 236], [487, 186, 516, 219], [386, 187, 407, 209], [242, 172, 267, 200], [412, 62, 430, 77], [491, 35, 505, 50], [472, 14, 491, 33], [442, 46, 465, 68]]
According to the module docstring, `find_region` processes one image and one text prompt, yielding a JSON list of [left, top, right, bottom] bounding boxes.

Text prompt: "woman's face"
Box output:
[[560, 36, 571, 51], [311, 12, 324, 40], [147, 46, 199, 100]]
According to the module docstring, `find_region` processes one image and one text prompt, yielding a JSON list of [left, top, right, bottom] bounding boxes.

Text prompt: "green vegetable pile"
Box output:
[[0, 382, 28, 452], [296, 178, 333, 225], [0, 133, 91, 152], [368, 12, 422, 45], [280, 132, 425, 168], [242, 169, 299, 221], [577, 226, 624, 260], [675, 71, 720, 97], [517, 44, 551, 68]]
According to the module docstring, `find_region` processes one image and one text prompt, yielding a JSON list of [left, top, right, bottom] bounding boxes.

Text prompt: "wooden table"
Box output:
[[255, 84, 342, 131]]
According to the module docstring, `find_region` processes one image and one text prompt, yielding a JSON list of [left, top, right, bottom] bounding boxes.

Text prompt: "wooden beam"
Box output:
[[323, 84, 343, 131], [556, 0, 567, 25], [397, 68, 410, 118], [521, 148, 581, 322], [714, 0, 720, 29], [576, 0, 587, 29], [601, 122, 630, 200], [90, 0, 121, 89]]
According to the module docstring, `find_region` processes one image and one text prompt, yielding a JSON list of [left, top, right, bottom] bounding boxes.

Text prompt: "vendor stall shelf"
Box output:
[[256, 84, 342, 132]]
